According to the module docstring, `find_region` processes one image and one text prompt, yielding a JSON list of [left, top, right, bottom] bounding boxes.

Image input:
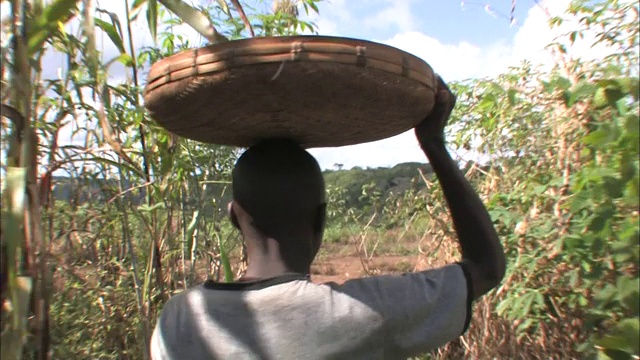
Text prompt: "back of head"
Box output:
[[232, 138, 326, 273]]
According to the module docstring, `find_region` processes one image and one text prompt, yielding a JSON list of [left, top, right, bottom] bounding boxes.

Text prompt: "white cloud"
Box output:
[[0, 1, 177, 175], [303, 0, 419, 35], [309, 0, 628, 170], [376, 31, 513, 81], [309, 131, 425, 170], [495, 0, 625, 71], [379, 0, 615, 82], [5, 0, 632, 173], [302, 0, 349, 36], [362, 0, 416, 33]]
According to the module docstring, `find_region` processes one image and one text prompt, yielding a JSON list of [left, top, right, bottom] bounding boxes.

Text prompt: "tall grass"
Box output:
[[1, 0, 637, 359]]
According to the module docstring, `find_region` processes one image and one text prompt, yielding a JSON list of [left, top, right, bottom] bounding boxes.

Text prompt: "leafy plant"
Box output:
[[1, 0, 322, 358]]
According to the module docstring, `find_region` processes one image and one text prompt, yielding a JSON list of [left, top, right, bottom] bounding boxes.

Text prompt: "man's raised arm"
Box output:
[[415, 76, 506, 300]]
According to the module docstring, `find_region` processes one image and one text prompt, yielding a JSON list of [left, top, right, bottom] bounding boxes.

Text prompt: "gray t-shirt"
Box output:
[[151, 263, 472, 360]]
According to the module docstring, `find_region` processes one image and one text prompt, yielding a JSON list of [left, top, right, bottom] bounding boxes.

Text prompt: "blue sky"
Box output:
[[300, 0, 577, 169], [312, 0, 530, 47], [2, 0, 599, 171]]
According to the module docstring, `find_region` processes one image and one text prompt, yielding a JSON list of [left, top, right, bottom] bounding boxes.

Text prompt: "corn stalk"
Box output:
[[2, 0, 41, 358]]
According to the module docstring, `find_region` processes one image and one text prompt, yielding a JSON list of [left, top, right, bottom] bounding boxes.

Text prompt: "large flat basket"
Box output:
[[143, 35, 437, 148]]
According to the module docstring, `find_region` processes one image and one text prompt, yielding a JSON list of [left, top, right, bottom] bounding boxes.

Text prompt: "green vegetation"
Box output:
[[324, 162, 433, 207], [1, 0, 638, 359]]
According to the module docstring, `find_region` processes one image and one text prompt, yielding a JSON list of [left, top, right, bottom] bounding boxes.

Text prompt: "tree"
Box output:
[[0, 1, 322, 358]]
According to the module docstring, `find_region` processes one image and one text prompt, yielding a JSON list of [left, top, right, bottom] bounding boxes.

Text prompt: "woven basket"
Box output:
[[143, 35, 437, 148]]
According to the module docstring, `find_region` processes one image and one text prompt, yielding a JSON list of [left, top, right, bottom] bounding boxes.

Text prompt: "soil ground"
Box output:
[[50, 235, 456, 291], [311, 255, 418, 284], [308, 240, 454, 284]]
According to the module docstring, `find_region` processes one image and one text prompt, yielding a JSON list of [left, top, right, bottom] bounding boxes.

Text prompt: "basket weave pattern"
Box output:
[[143, 36, 437, 148]]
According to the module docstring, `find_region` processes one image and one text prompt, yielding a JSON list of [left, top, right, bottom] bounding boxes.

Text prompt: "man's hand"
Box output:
[[415, 76, 457, 149], [413, 75, 506, 301]]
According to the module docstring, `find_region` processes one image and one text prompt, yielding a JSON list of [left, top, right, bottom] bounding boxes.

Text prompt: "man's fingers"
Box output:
[[431, 93, 455, 121], [434, 75, 456, 117]]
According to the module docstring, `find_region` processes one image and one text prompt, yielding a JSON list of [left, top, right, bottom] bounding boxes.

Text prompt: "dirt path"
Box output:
[[310, 254, 424, 284]]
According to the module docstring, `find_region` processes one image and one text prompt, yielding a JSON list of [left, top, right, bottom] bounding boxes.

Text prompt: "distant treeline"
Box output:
[[50, 162, 437, 211], [323, 162, 434, 208]]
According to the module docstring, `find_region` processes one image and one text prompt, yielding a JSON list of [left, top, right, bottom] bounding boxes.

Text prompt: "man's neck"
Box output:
[[242, 259, 291, 280], [241, 236, 292, 280]]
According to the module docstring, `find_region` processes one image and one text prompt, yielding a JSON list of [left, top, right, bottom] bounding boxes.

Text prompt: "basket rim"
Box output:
[[143, 35, 436, 95], [141, 35, 439, 149]]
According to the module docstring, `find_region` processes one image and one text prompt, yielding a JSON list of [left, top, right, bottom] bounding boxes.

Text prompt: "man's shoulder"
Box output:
[[160, 278, 326, 311], [158, 285, 212, 316], [324, 263, 468, 290]]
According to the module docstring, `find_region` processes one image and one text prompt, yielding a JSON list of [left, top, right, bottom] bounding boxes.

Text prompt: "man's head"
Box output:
[[230, 139, 326, 274]]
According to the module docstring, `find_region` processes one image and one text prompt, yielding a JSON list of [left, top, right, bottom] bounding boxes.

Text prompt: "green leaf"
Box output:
[[495, 297, 511, 317], [568, 80, 596, 107], [97, 8, 127, 54], [516, 318, 536, 333], [581, 167, 618, 186], [550, 75, 572, 91], [147, 0, 158, 43], [606, 88, 626, 112], [578, 295, 589, 307], [623, 180, 639, 206], [596, 335, 631, 354], [621, 77, 640, 100], [219, 236, 233, 283], [130, 0, 148, 20], [571, 190, 594, 212], [616, 318, 639, 355], [477, 93, 497, 112], [619, 153, 637, 183], [101, 83, 111, 109], [594, 83, 627, 111], [308, 1, 319, 13], [617, 277, 640, 315], [28, 0, 81, 55], [595, 284, 618, 307], [603, 177, 624, 198], [82, 0, 99, 84], [613, 247, 636, 264], [570, 30, 578, 44], [598, 347, 633, 360], [157, 0, 228, 43], [137, 202, 165, 212], [507, 88, 518, 106], [520, 292, 536, 317], [584, 129, 613, 146], [597, 78, 639, 101], [619, 219, 639, 244], [216, 0, 230, 16], [2, 167, 28, 329], [104, 53, 135, 70], [0, 277, 33, 358], [533, 184, 548, 195], [589, 206, 614, 233], [624, 113, 639, 138], [228, 0, 255, 37], [594, 86, 609, 108], [563, 234, 583, 250], [94, 18, 126, 54]]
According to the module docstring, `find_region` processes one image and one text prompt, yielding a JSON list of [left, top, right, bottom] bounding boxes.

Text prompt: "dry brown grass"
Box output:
[[429, 294, 586, 360], [48, 223, 588, 360], [311, 263, 338, 276], [350, 230, 587, 359]]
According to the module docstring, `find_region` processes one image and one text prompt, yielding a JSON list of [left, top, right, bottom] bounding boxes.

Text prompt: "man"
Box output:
[[151, 77, 506, 360]]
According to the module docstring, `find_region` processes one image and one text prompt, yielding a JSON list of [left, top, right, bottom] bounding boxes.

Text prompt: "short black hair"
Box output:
[[232, 139, 326, 273]]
